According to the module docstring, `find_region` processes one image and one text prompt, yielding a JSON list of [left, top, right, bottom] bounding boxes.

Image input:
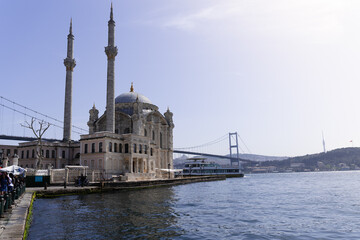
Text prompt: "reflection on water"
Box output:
[[29, 172, 360, 240], [28, 187, 182, 240]]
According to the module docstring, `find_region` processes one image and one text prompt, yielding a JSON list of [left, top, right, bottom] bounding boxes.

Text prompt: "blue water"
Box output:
[[28, 171, 360, 239]]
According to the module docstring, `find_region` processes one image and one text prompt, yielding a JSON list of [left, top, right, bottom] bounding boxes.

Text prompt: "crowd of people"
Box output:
[[0, 172, 24, 196]]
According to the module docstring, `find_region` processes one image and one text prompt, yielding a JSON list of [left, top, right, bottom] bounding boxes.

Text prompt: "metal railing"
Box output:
[[0, 182, 26, 218]]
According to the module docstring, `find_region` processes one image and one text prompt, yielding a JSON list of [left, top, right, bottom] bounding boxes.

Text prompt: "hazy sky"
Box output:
[[1, 0, 360, 157]]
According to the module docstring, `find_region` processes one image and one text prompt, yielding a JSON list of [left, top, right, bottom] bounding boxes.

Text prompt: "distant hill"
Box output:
[[255, 147, 360, 171]]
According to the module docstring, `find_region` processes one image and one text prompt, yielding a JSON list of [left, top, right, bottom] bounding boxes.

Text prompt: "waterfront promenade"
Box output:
[[0, 175, 225, 239]]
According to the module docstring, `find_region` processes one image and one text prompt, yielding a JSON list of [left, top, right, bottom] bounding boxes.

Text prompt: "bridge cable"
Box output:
[[0, 96, 87, 134], [174, 134, 228, 150], [0, 103, 84, 135], [0, 96, 87, 133], [237, 133, 251, 154]]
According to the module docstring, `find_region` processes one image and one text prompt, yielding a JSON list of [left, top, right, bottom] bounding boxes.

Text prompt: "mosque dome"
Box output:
[[115, 83, 152, 104]]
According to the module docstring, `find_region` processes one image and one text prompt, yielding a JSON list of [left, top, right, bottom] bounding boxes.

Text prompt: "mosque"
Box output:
[[0, 5, 175, 181]]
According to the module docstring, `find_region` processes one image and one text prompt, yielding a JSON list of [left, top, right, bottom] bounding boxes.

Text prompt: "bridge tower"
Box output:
[[229, 132, 240, 167]]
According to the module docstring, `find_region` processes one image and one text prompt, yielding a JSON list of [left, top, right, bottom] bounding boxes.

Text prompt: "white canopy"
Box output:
[[0, 165, 27, 176]]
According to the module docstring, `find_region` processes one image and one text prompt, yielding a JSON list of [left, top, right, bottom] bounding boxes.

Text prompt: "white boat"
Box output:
[[182, 157, 244, 178]]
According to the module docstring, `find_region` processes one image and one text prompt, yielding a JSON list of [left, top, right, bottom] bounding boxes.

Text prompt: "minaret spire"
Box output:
[[69, 18, 72, 35], [110, 3, 113, 20], [63, 19, 76, 141], [105, 3, 118, 133]]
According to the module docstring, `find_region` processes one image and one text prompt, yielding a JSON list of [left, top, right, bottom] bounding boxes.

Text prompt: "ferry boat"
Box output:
[[182, 157, 244, 178]]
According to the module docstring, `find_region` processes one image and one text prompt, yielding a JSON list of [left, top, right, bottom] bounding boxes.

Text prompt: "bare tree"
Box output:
[[21, 118, 50, 169]]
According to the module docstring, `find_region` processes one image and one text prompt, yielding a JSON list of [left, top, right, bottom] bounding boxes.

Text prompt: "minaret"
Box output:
[[63, 19, 76, 141], [105, 3, 118, 132]]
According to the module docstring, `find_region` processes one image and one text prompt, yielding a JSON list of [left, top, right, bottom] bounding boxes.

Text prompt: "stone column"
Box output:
[[63, 19, 76, 141], [105, 4, 118, 133]]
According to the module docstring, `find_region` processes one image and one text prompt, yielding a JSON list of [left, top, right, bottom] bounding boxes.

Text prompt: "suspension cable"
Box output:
[[0, 96, 87, 132], [237, 133, 251, 154], [174, 134, 228, 150]]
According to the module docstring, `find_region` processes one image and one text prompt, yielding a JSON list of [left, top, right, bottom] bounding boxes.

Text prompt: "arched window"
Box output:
[[99, 159, 103, 169], [114, 143, 117, 152], [109, 142, 112, 152], [91, 160, 95, 169], [119, 143, 123, 153], [91, 143, 95, 153], [46, 150, 49, 158], [99, 142, 103, 153]]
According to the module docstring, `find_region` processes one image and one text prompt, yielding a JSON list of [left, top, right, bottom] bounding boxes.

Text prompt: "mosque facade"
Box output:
[[0, 5, 174, 180]]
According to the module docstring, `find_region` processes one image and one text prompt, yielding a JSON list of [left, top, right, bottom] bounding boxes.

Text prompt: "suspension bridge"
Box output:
[[0, 96, 254, 164]]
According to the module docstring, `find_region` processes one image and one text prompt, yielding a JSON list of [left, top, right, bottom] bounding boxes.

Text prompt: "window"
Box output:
[[125, 144, 129, 153], [152, 131, 155, 141], [139, 145, 142, 154], [99, 159, 103, 169], [92, 143, 95, 153], [119, 144, 122, 153], [99, 142, 103, 153], [114, 143, 117, 152], [144, 129, 147, 137], [26, 164, 28, 168], [84, 160, 88, 166], [6, 149, 10, 156], [52, 150, 55, 158], [124, 128, 130, 134], [84, 144, 88, 153], [109, 142, 112, 152], [21, 151, 24, 159], [150, 148, 153, 156], [41, 150, 44, 157], [145, 145, 148, 154], [32, 149, 35, 158], [91, 160, 95, 169], [160, 133, 163, 148], [26, 150, 29, 159], [133, 144, 137, 153], [46, 150, 49, 158], [31, 164, 34, 168], [62, 150, 65, 159], [14, 149, 18, 155], [115, 129, 119, 134]]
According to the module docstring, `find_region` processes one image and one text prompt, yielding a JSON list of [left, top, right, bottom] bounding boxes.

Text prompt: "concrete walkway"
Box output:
[[0, 191, 33, 239]]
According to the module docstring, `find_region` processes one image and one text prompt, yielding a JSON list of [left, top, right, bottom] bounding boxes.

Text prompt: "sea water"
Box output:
[[28, 171, 360, 239]]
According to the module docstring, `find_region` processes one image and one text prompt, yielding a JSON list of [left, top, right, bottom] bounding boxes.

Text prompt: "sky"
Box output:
[[1, 0, 360, 157]]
